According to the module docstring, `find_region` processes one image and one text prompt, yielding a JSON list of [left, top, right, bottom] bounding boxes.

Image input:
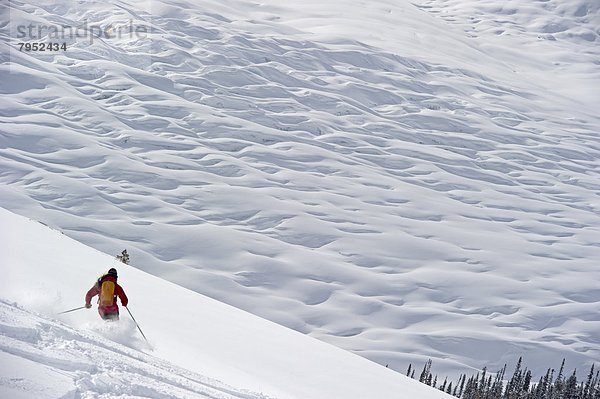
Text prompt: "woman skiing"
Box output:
[[85, 268, 128, 320]]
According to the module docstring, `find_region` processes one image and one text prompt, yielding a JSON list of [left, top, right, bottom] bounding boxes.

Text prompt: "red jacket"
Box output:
[[85, 275, 128, 316]]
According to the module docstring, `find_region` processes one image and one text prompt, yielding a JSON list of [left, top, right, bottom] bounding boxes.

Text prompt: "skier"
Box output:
[[85, 268, 128, 320]]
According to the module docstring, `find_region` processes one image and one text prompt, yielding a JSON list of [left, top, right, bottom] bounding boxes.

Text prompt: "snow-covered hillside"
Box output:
[[0, 207, 453, 399], [1, 0, 599, 382], [0, 301, 266, 399]]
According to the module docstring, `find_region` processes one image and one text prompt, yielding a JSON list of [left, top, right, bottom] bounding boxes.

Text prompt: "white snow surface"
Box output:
[[1, 0, 600, 382], [0, 207, 451, 399]]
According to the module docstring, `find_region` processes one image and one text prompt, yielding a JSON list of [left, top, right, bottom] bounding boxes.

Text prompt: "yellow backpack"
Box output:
[[99, 280, 116, 306]]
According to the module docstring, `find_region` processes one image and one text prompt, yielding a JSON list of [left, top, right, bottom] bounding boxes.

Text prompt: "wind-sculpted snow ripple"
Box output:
[[1, 0, 599, 380]]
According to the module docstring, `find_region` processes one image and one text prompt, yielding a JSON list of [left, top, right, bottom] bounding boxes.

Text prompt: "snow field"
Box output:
[[0, 207, 454, 399], [1, 0, 599, 382]]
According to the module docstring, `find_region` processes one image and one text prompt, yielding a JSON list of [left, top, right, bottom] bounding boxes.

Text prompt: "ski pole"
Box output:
[[125, 306, 148, 343], [58, 306, 87, 315]]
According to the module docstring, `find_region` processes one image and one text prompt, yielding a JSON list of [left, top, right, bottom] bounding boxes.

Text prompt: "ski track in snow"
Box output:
[[1, 0, 599, 380], [0, 300, 269, 399]]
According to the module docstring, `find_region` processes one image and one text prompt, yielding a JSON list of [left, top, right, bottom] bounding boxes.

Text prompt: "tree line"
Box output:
[[405, 357, 599, 399]]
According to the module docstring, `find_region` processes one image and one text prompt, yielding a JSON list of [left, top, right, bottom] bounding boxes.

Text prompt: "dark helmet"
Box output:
[[107, 268, 118, 278]]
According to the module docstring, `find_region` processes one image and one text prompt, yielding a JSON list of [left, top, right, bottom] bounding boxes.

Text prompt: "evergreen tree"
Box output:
[[457, 374, 466, 398], [463, 373, 479, 399], [523, 370, 533, 396], [564, 370, 579, 399], [533, 368, 554, 399], [591, 366, 600, 399], [593, 377, 600, 399], [479, 367, 488, 398], [419, 359, 433, 385], [440, 377, 448, 392], [583, 365, 596, 399], [553, 359, 566, 399], [490, 365, 506, 399], [505, 357, 524, 399], [116, 249, 130, 264]]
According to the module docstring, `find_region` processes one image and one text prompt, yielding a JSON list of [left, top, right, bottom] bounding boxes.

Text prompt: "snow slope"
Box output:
[[1, 0, 599, 380], [413, 0, 600, 104], [0, 301, 265, 399], [0, 207, 452, 399]]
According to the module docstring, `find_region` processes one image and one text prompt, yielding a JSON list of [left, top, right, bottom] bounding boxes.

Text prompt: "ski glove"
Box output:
[[85, 303, 92, 309]]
